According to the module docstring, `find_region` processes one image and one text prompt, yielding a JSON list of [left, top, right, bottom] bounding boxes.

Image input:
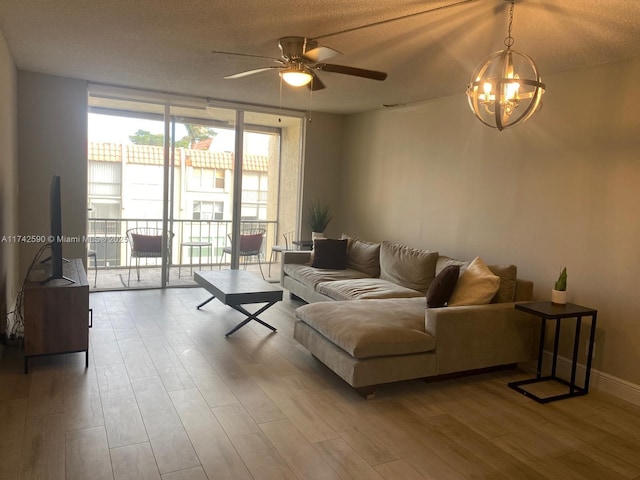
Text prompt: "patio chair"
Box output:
[[220, 228, 266, 279], [126, 227, 174, 286], [268, 230, 294, 277]]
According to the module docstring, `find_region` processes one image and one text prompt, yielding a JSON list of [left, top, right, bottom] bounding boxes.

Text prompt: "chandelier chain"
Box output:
[[504, 0, 515, 49]]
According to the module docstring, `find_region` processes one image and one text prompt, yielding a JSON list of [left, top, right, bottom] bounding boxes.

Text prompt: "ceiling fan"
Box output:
[[212, 36, 388, 91]]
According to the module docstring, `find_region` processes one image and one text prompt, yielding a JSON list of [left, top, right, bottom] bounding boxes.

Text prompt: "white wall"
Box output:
[[18, 72, 88, 276], [301, 112, 345, 239], [0, 30, 18, 337], [340, 56, 640, 386]]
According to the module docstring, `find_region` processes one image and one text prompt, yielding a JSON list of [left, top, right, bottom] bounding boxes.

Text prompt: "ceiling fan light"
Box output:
[[280, 68, 313, 87], [280, 61, 313, 87]]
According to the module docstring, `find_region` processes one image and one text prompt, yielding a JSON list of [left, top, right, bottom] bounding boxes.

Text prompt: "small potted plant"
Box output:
[[307, 202, 333, 239], [551, 267, 567, 305]]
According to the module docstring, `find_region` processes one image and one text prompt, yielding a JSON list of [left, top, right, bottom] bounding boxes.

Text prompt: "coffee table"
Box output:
[[194, 270, 283, 336]]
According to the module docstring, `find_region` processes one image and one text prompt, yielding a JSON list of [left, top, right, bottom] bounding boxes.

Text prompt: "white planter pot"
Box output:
[[311, 231, 325, 240], [551, 289, 567, 305]]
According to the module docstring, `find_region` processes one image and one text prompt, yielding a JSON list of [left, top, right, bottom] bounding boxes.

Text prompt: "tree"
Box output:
[[129, 129, 164, 146], [129, 124, 217, 149], [179, 124, 217, 149]]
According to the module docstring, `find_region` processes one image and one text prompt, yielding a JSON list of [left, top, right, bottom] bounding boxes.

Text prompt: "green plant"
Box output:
[[554, 267, 567, 291], [307, 202, 333, 232]]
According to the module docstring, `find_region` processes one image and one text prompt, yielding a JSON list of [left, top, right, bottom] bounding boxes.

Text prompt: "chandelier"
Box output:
[[466, 0, 545, 131]]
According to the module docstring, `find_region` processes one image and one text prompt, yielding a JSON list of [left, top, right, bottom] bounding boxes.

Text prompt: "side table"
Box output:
[[179, 241, 212, 278], [509, 302, 597, 403]]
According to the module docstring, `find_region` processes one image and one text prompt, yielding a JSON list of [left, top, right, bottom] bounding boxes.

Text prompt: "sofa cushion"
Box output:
[[312, 238, 348, 269], [295, 297, 435, 359], [488, 264, 518, 303], [379, 241, 438, 293], [342, 235, 381, 277], [316, 278, 424, 301], [435, 255, 469, 276], [448, 257, 500, 306], [426, 265, 460, 307], [283, 263, 371, 291]]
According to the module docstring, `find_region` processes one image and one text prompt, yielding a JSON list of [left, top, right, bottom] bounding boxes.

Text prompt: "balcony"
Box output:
[[86, 218, 284, 290]]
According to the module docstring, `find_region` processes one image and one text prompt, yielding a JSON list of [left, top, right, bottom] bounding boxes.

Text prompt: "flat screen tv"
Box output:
[[43, 175, 73, 283]]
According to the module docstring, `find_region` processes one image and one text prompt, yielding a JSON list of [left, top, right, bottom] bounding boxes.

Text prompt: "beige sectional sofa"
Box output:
[[282, 238, 538, 397]]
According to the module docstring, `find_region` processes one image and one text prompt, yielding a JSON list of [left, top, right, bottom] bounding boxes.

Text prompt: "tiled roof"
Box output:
[[89, 143, 122, 162], [185, 150, 233, 169], [88, 142, 268, 172], [127, 144, 165, 165], [243, 155, 269, 171], [192, 138, 213, 150]]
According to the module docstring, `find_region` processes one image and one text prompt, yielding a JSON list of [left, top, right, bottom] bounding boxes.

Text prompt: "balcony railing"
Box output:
[[87, 218, 278, 270]]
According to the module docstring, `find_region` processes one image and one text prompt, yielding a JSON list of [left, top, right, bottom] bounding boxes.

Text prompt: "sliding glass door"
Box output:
[[168, 106, 237, 283], [88, 100, 168, 289], [87, 91, 304, 290]]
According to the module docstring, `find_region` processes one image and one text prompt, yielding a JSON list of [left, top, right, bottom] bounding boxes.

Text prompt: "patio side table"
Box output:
[[179, 241, 212, 277]]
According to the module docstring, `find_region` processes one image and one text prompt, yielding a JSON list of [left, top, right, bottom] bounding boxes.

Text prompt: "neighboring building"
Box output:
[[87, 142, 269, 267]]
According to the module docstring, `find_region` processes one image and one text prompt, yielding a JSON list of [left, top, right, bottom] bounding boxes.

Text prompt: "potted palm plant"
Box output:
[[551, 267, 567, 305], [307, 202, 333, 239]]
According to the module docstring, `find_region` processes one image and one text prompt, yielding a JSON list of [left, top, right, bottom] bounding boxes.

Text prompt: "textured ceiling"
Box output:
[[0, 0, 638, 114]]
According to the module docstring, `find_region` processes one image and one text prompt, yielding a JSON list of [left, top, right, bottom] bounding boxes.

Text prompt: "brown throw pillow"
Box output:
[[312, 239, 348, 269], [426, 265, 460, 307]]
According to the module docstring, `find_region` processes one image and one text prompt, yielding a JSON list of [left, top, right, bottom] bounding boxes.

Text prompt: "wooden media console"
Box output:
[[24, 258, 90, 373]]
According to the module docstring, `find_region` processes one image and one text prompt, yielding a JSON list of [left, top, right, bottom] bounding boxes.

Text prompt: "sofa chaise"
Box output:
[[282, 237, 538, 397]]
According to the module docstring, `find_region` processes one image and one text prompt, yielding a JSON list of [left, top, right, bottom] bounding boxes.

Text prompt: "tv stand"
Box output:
[[24, 258, 89, 373]]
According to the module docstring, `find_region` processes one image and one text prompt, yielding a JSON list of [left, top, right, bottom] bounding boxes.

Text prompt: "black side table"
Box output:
[[509, 302, 597, 403]]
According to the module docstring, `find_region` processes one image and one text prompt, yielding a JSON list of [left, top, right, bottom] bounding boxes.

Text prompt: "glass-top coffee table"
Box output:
[[194, 269, 283, 337]]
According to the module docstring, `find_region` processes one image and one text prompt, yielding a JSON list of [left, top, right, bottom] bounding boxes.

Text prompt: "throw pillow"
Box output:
[[379, 241, 438, 293], [312, 238, 348, 269], [448, 256, 500, 306], [342, 234, 381, 277], [426, 265, 460, 308], [305, 235, 327, 266]]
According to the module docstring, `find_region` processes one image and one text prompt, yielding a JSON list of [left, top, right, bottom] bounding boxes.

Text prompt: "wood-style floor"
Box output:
[[1, 287, 640, 480]]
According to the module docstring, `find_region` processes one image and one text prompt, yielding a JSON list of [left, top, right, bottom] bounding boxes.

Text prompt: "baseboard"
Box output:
[[541, 351, 640, 407]]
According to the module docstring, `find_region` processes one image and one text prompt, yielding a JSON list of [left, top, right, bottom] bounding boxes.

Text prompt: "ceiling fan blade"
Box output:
[[303, 46, 341, 63], [308, 73, 326, 91], [211, 50, 282, 64], [224, 66, 281, 79], [316, 63, 387, 81]]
